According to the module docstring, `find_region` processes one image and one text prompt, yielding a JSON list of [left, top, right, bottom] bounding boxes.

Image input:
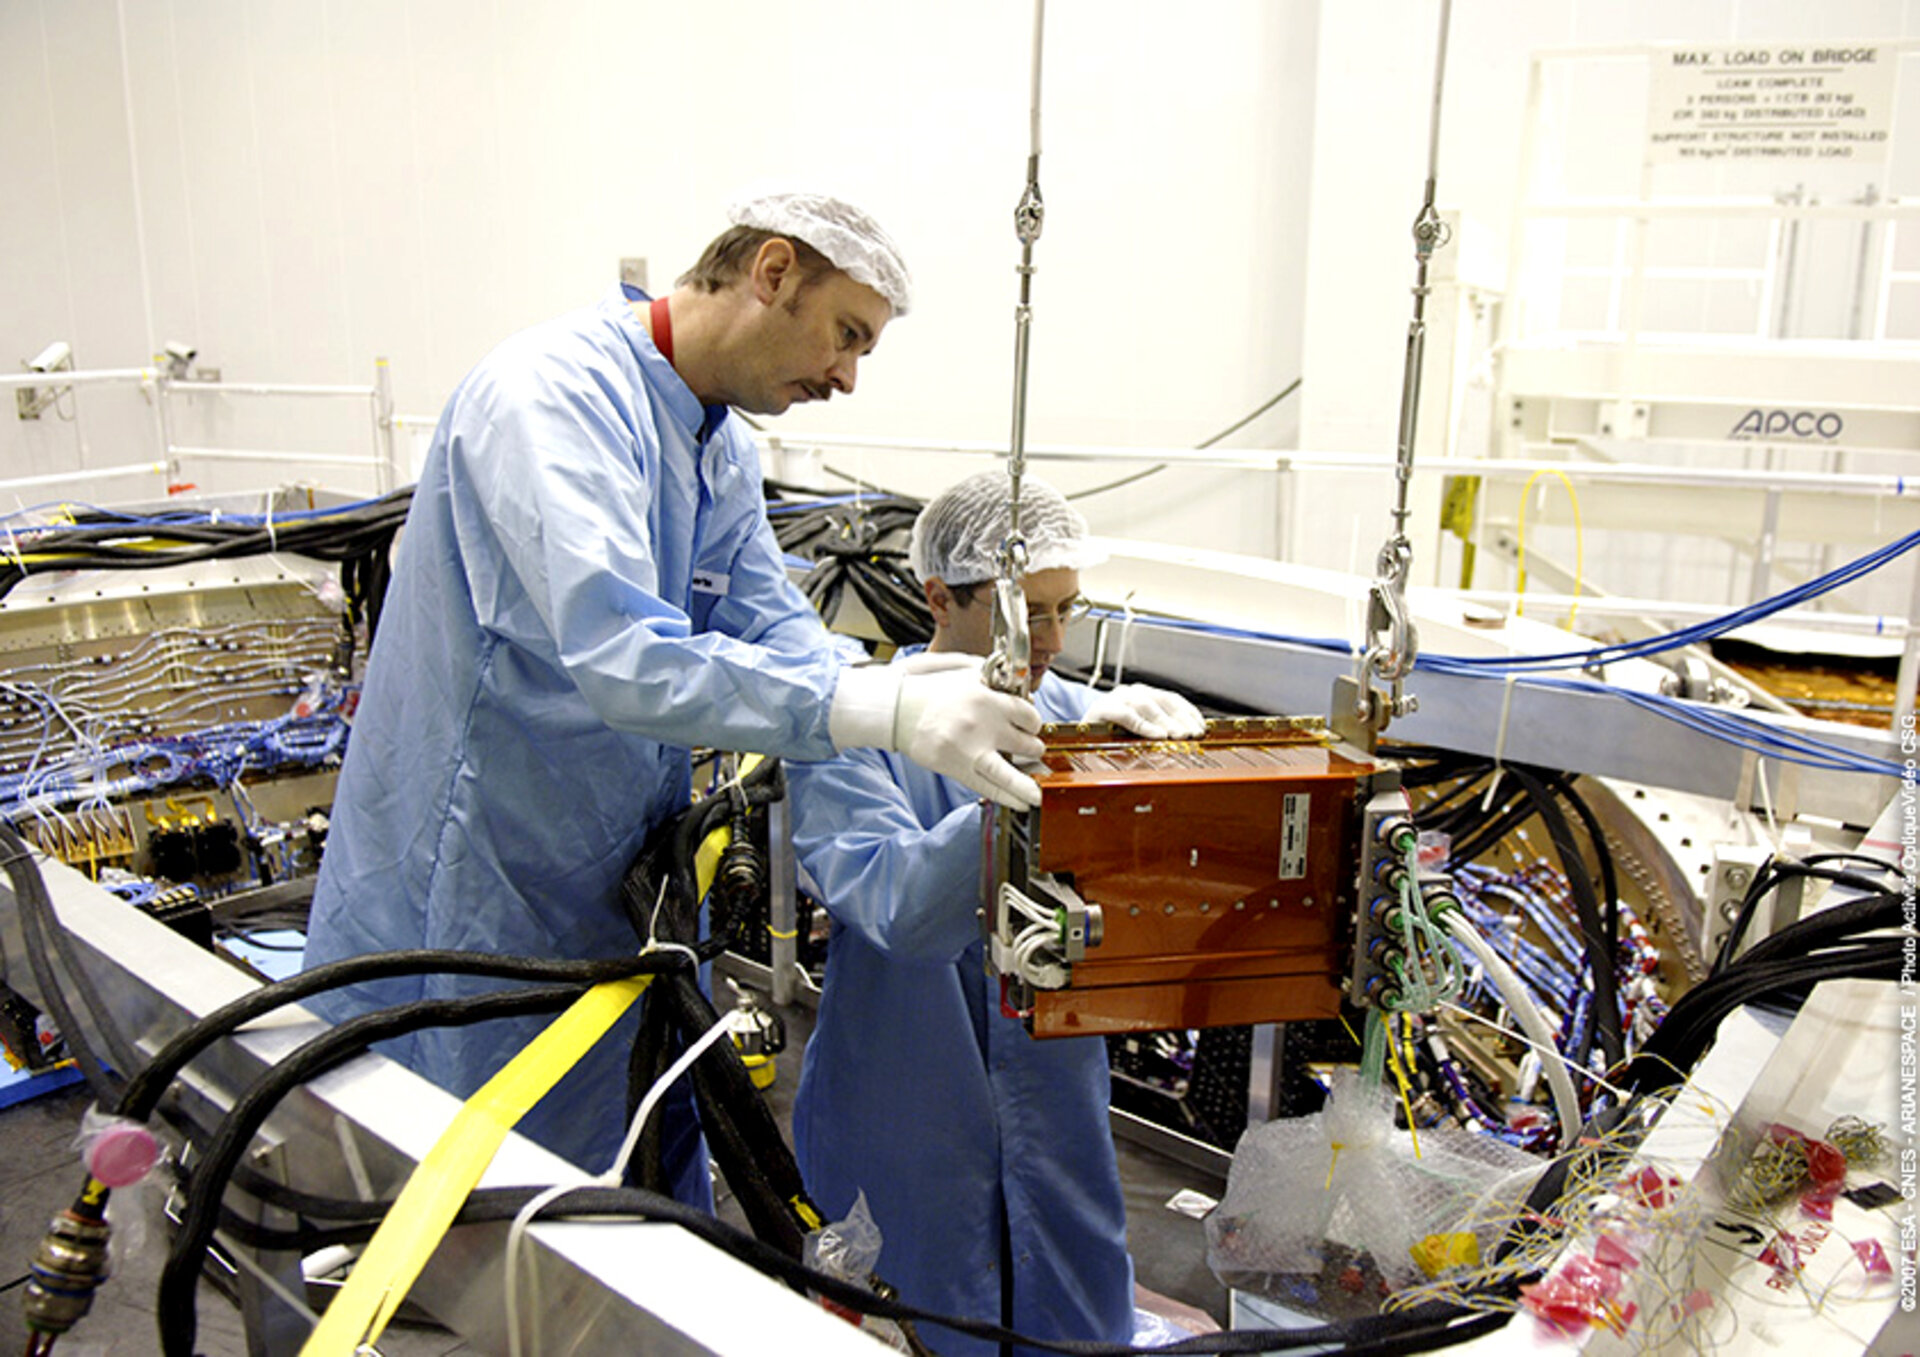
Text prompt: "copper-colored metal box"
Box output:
[[987, 717, 1384, 1039]]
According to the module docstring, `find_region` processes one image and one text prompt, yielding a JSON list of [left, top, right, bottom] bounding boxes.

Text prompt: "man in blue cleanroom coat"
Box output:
[[301, 195, 1049, 1187], [788, 471, 1213, 1356]]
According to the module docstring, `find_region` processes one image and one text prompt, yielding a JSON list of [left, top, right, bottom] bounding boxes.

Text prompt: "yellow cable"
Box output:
[[1339, 1012, 1364, 1050], [9, 538, 212, 566], [693, 825, 731, 898], [690, 751, 765, 909], [300, 975, 651, 1355], [1513, 468, 1585, 625], [1381, 1013, 1423, 1160]]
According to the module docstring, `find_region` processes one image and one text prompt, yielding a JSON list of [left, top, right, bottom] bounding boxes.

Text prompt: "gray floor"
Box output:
[[0, 1079, 472, 1357], [0, 997, 1225, 1355]]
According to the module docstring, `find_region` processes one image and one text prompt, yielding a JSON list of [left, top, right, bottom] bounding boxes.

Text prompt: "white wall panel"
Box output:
[[0, 0, 1314, 516], [0, 0, 1910, 617]]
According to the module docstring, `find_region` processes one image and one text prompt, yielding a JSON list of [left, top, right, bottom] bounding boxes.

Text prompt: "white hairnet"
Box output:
[[728, 192, 913, 317], [908, 471, 1106, 585]]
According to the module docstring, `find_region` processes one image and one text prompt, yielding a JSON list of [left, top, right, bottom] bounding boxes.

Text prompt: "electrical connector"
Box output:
[[23, 1197, 112, 1343]]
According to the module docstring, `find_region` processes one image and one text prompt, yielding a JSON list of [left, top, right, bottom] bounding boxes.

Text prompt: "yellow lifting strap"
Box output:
[[299, 973, 651, 1355], [303, 757, 756, 1353]]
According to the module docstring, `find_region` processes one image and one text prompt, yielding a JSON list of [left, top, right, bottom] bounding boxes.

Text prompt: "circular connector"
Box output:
[[1376, 816, 1419, 853]]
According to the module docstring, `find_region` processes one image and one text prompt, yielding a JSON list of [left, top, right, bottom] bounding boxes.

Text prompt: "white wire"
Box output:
[[1437, 998, 1639, 1109], [1002, 886, 1053, 927], [1112, 592, 1137, 687], [1440, 913, 1583, 1148], [605, 1012, 737, 1186], [644, 877, 671, 946], [501, 1181, 580, 1357], [1089, 616, 1110, 687], [504, 1009, 739, 1357], [1754, 755, 1782, 851]]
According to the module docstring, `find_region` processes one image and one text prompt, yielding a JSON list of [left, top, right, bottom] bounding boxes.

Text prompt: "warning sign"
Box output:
[[1646, 43, 1898, 169]]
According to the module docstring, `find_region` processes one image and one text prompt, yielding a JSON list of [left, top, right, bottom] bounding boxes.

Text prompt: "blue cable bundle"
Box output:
[[1091, 527, 1916, 775]]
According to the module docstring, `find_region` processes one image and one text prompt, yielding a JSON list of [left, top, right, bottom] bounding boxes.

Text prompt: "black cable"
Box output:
[[119, 948, 686, 1123], [618, 756, 785, 964], [1737, 890, 1898, 973], [166, 965, 1523, 1355], [651, 967, 823, 1259], [1623, 939, 1901, 1094], [1709, 859, 1895, 976], [622, 966, 681, 1196], [771, 489, 934, 644], [1798, 850, 1906, 878], [1440, 783, 1540, 869], [1389, 748, 1629, 1073], [1505, 767, 1624, 1069], [613, 759, 821, 1247], [213, 1178, 1505, 1356], [1549, 778, 1621, 957], [2, 493, 411, 593], [155, 981, 605, 1357], [1398, 765, 1490, 819], [1709, 858, 1792, 978], [1066, 379, 1305, 503], [2, 494, 410, 652]]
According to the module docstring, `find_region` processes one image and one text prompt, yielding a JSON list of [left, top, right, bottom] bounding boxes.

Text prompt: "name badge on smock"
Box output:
[[691, 569, 731, 597]]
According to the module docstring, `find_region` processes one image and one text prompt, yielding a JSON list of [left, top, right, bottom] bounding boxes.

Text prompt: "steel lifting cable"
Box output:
[[985, 0, 1048, 696], [1349, 0, 1455, 742]]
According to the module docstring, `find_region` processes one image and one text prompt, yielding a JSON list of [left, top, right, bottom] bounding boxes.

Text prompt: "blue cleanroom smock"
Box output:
[[788, 656, 1134, 1357], [303, 286, 847, 1174]]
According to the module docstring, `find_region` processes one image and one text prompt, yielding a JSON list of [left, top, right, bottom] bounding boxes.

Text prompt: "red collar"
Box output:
[[649, 296, 674, 365]]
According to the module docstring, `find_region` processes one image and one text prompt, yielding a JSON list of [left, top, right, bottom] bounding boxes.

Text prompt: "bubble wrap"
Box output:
[[1206, 1070, 1545, 1302]]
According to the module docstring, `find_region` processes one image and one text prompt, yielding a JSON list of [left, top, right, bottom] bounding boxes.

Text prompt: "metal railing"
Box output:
[[0, 359, 401, 499]]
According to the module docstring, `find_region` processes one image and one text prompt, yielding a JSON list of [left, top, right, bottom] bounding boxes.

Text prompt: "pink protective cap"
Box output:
[[88, 1122, 159, 1188]]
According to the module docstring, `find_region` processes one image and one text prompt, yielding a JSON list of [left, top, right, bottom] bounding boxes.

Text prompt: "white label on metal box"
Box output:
[[1279, 793, 1309, 879]]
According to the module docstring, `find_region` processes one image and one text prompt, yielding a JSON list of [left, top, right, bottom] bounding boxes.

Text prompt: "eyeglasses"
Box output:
[[949, 584, 1093, 631], [1025, 595, 1093, 631]]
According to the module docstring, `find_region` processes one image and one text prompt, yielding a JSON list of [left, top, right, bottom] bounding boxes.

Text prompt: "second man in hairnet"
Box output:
[[787, 471, 1211, 1355]]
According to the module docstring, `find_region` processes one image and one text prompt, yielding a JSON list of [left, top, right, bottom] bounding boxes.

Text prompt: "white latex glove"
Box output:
[[1083, 684, 1207, 740], [829, 656, 1046, 809]]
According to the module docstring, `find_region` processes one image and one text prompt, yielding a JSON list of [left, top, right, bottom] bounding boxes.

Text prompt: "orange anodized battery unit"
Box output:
[[986, 716, 1389, 1039]]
